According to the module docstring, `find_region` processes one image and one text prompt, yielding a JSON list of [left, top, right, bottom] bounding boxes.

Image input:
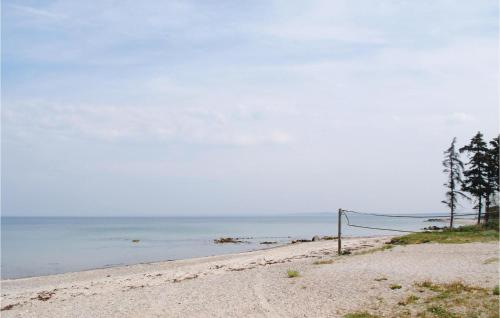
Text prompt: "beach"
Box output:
[[1, 236, 498, 317]]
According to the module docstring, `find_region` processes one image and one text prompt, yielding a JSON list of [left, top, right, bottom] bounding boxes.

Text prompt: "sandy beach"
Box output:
[[1, 237, 498, 317]]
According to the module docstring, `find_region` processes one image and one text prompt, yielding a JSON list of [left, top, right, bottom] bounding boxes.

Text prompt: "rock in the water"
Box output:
[[214, 237, 243, 244], [425, 218, 446, 222], [312, 235, 321, 242]]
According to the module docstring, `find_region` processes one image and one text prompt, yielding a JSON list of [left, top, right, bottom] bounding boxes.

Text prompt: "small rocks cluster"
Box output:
[[214, 237, 245, 244], [214, 235, 337, 245]]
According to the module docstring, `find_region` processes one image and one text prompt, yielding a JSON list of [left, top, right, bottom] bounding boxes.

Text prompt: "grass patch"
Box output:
[[390, 225, 498, 245], [427, 305, 458, 318], [417, 281, 480, 296], [390, 284, 402, 290], [313, 259, 335, 265], [398, 295, 419, 306], [344, 280, 498, 317], [415, 280, 442, 292], [494, 285, 499, 295], [354, 245, 393, 256], [344, 312, 381, 318], [402, 281, 497, 317], [287, 269, 300, 278], [483, 257, 499, 264], [416, 281, 483, 303], [374, 277, 388, 282]]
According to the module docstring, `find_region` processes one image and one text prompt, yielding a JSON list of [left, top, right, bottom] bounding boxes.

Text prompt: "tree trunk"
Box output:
[[485, 195, 490, 225], [477, 196, 482, 225], [450, 204, 454, 229], [449, 152, 454, 229]]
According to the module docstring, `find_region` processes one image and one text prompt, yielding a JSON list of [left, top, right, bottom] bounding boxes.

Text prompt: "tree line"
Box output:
[[442, 132, 499, 228]]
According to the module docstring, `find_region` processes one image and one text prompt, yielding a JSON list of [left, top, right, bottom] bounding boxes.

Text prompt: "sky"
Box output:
[[1, 0, 498, 216]]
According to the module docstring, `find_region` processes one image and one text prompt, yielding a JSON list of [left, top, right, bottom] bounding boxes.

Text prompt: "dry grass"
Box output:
[[353, 245, 393, 256], [398, 295, 419, 306], [483, 257, 499, 264], [344, 312, 381, 318], [344, 281, 499, 318]]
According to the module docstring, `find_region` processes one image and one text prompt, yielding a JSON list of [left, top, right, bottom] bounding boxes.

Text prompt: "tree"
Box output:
[[459, 132, 489, 224], [442, 137, 468, 228], [489, 135, 499, 193], [484, 135, 499, 223]]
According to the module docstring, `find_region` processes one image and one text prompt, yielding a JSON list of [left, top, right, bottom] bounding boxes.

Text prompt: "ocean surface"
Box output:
[[1, 214, 452, 279]]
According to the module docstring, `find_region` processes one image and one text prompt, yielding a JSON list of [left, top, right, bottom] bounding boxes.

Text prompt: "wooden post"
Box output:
[[338, 208, 342, 255]]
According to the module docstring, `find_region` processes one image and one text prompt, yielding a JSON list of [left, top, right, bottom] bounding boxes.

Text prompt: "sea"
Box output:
[[1, 213, 456, 279]]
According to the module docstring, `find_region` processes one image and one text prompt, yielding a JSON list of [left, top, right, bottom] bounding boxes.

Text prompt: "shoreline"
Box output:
[[1, 236, 391, 290], [0, 234, 389, 281]]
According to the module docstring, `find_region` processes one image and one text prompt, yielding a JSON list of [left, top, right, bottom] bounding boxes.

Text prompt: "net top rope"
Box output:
[[340, 209, 476, 233], [341, 209, 477, 219]]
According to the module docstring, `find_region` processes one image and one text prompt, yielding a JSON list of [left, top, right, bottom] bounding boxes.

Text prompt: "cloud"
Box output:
[[261, 24, 386, 44], [3, 101, 294, 146], [447, 112, 476, 125], [227, 131, 292, 146], [2, 0, 498, 215]]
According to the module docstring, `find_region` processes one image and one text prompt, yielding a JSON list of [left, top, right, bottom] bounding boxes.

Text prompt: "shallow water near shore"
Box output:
[[1, 214, 454, 279]]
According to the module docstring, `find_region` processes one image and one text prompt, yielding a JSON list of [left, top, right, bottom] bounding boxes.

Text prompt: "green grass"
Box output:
[[287, 269, 300, 278], [390, 284, 402, 290], [390, 225, 498, 245], [344, 312, 381, 318], [494, 285, 499, 296]]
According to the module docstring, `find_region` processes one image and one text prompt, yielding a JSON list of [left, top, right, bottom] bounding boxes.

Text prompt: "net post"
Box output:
[[338, 208, 342, 255]]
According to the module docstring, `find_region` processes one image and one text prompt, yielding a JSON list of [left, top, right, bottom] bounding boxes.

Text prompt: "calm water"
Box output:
[[1, 214, 448, 279]]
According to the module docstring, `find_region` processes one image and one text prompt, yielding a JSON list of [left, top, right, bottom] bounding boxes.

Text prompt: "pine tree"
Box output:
[[489, 135, 499, 193], [459, 132, 488, 225], [442, 137, 468, 228], [484, 136, 499, 223]]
